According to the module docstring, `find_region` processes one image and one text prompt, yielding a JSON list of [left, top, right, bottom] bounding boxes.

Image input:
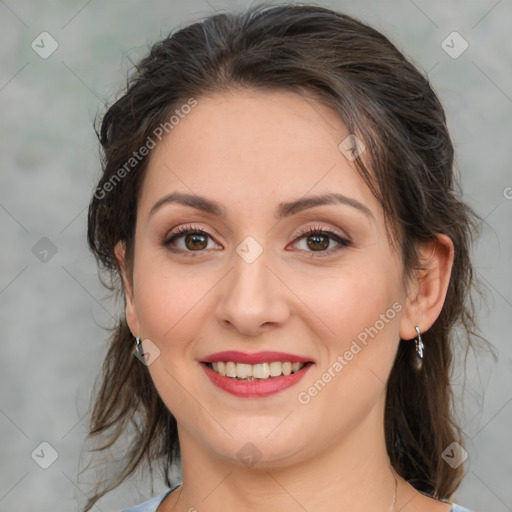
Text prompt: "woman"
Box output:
[[83, 4, 481, 511]]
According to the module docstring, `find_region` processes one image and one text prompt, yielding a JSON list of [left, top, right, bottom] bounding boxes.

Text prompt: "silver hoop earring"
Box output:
[[413, 326, 424, 371]]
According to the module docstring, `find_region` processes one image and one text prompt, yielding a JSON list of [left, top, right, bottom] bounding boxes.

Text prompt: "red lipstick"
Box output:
[[201, 351, 313, 364], [199, 351, 315, 398]]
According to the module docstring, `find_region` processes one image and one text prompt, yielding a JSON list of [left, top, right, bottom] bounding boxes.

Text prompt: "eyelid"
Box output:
[[162, 224, 222, 251], [289, 223, 349, 243], [286, 224, 351, 256]]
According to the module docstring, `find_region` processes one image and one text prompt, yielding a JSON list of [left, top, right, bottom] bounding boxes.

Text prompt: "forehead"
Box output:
[[138, 88, 380, 220], [154, 88, 347, 162]]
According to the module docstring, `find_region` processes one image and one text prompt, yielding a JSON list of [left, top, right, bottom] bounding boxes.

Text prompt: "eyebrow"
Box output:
[[148, 191, 374, 220]]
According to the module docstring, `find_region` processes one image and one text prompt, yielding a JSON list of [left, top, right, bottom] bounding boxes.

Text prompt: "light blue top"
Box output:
[[122, 485, 474, 512]]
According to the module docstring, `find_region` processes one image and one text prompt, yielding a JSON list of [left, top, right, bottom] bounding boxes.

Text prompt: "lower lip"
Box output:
[[201, 362, 314, 398]]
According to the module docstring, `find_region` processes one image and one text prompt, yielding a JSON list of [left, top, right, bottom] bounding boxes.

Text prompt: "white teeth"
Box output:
[[252, 363, 270, 379], [208, 361, 306, 379], [225, 361, 237, 378], [291, 362, 301, 373], [269, 361, 282, 377], [236, 363, 253, 378]]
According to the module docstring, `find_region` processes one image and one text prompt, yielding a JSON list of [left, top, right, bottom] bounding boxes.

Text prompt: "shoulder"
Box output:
[[121, 487, 176, 512], [450, 505, 474, 512]]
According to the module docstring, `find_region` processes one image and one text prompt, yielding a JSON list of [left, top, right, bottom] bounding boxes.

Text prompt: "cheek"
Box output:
[[132, 253, 217, 341], [293, 260, 403, 346], [132, 262, 215, 421], [294, 261, 404, 407]]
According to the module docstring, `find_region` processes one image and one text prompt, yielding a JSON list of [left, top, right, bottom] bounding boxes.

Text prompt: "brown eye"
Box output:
[[184, 232, 208, 250], [291, 226, 351, 256], [306, 233, 330, 251], [162, 226, 220, 255]]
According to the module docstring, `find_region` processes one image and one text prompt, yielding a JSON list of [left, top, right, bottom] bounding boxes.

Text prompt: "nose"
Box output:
[[215, 244, 290, 336]]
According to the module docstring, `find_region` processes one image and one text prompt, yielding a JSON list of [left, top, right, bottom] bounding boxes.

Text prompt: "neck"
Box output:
[[165, 398, 401, 512]]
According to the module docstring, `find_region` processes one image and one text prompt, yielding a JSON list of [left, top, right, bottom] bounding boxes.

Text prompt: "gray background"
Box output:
[[1, 1, 510, 511]]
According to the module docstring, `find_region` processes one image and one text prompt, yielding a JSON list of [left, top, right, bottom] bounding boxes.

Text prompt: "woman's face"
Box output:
[[119, 89, 413, 467]]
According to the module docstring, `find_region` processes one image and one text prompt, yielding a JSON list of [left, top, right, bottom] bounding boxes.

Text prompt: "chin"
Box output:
[[202, 424, 314, 469]]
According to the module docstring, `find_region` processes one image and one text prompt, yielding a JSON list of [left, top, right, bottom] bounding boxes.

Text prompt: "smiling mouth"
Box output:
[[203, 361, 313, 380]]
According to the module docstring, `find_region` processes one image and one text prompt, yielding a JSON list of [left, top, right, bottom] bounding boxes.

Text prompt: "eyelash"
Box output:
[[162, 224, 351, 257]]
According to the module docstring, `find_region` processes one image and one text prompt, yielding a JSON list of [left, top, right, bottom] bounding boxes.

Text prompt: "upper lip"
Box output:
[[201, 351, 314, 365]]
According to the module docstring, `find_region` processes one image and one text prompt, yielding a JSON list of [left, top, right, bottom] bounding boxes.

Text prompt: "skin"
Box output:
[[115, 89, 454, 512]]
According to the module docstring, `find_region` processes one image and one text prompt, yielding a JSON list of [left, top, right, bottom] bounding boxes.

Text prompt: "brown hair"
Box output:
[[83, 3, 483, 510]]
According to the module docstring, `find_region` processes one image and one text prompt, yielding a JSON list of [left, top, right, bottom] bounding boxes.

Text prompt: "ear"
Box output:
[[399, 234, 454, 340], [114, 241, 140, 338]]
